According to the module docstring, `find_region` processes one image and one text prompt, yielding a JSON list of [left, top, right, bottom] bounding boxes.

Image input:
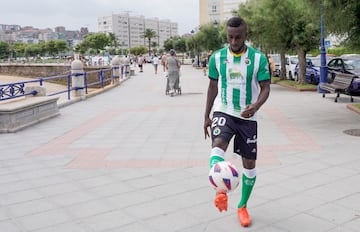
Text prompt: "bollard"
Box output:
[[130, 68, 135, 76], [111, 55, 121, 85], [71, 59, 85, 99], [25, 86, 46, 97]]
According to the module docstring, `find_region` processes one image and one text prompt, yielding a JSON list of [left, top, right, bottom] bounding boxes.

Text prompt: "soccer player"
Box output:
[[203, 16, 270, 227]]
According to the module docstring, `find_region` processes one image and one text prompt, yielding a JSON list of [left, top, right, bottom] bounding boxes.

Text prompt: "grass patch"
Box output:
[[271, 77, 280, 84], [278, 79, 316, 89], [272, 77, 317, 90], [353, 103, 360, 110]]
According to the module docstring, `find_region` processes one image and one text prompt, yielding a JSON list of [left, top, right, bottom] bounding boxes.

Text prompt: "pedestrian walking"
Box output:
[[153, 54, 159, 74], [138, 55, 144, 72], [166, 49, 181, 96], [161, 53, 167, 73]]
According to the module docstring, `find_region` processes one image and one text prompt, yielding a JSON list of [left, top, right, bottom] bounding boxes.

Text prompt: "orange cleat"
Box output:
[[237, 207, 251, 227], [214, 192, 228, 212]]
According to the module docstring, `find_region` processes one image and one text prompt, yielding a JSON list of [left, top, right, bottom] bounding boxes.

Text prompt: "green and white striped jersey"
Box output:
[[208, 46, 270, 120]]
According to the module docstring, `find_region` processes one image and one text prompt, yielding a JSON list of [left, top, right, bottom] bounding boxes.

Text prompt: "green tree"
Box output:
[[47, 40, 57, 56], [151, 41, 158, 54], [237, 0, 320, 83], [108, 32, 119, 49], [38, 41, 48, 56], [13, 42, 27, 58], [24, 44, 41, 57], [130, 46, 147, 56], [325, 0, 360, 48], [0, 41, 10, 59], [186, 32, 203, 66], [163, 38, 174, 51], [198, 23, 223, 51], [54, 40, 68, 55], [174, 38, 186, 52], [77, 32, 110, 54], [76, 39, 91, 54], [142, 29, 157, 55]]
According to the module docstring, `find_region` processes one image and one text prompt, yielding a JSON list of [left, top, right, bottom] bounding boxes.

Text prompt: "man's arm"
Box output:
[[241, 80, 270, 118], [204, 79, 218, 139]]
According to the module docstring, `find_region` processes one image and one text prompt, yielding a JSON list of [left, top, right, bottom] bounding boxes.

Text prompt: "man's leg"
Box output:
[[209, 147, 225, 168], [238, 158, 256, 227], [209, 147, 227, 212], [210, 137, 230, 212]]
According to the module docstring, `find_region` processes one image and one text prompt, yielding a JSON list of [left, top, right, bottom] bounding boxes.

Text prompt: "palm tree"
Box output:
[[142, 29, 157, 55]]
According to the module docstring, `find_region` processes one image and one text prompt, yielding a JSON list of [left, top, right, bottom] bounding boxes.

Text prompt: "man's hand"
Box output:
[[241, 104, 257, 118], [204, 117, 212, 139]]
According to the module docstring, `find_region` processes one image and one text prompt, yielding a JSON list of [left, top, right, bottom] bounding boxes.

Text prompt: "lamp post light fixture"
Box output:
[[318, 0, 328, 93]]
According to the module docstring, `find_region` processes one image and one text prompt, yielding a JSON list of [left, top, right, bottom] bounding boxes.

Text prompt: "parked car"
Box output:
[[145, 55, 153, 63], [294, 57, 321, 84], [270, 54, 281, 77], [285, 55, 298, 80], [327, 55, 360, 81]]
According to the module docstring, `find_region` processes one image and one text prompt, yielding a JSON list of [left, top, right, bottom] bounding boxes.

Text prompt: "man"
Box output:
[[152, 54, 160, 74], [203, 16, 270, 227], [138, 55, 144, 72], [161, 53, 167, 73], [203, 50, 214, 76]]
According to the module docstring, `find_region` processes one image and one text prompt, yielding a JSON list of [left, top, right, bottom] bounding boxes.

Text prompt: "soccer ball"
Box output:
[[209, 161, 240, 193]]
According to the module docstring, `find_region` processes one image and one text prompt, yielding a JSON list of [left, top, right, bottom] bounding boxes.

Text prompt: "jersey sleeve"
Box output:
[[208, 53, 219, 80], [257, 54, 271, 81]]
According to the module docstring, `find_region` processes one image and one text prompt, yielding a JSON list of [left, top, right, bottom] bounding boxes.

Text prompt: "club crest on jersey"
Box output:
[[213, 127, 221, 136], [245, 57, 251, 65]]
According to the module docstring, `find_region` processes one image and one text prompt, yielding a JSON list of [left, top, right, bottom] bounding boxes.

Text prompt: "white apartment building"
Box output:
[[199, 0, 247, 25], [98, 13, 178, 50]]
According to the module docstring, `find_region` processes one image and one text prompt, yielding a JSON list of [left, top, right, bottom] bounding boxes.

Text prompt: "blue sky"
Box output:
[[1, 0, 199, 35]]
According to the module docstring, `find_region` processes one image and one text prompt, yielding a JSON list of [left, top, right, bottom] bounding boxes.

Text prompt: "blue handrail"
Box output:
[[0, 65, 128, 101]]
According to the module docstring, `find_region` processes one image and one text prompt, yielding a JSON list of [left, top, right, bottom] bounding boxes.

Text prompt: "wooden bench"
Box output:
[[320, 72, 356, 102]]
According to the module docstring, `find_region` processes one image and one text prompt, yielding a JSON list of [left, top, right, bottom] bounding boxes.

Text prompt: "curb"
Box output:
[[276, 82, 317, 91], [346, 104, 360, 115]]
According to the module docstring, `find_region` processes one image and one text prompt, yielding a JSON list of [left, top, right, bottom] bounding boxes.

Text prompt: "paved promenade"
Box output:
[[0, 63, 359, 232]]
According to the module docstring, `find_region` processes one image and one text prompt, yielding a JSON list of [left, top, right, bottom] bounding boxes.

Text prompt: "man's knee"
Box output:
[[212, 137, 228, 151], [242, 158, 256, 169]]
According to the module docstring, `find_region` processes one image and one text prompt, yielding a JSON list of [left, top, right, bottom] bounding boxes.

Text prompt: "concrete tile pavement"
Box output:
[[0, 62, 359, 231]]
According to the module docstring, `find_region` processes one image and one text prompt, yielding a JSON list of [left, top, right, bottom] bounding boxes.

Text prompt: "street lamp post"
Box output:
[[318, 0, 328, 93], [213, 20, 218, 48], [197, 47, 200, 68], [191, 29, 200, 68], [121, 41, 125, 55]]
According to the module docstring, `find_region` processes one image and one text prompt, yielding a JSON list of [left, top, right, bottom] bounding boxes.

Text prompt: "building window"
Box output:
[[211, 5, 217, 13]]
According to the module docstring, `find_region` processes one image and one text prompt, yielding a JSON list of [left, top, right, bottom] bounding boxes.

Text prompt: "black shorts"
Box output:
[[210, 111, 257, 160]]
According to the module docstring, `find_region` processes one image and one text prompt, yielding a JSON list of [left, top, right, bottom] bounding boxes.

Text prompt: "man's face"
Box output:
[[227, 25, 248, 53]]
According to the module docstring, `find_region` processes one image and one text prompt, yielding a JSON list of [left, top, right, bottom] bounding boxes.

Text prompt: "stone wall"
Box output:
[[0, 64, 112, 88], [0, 64, 71, 78]]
